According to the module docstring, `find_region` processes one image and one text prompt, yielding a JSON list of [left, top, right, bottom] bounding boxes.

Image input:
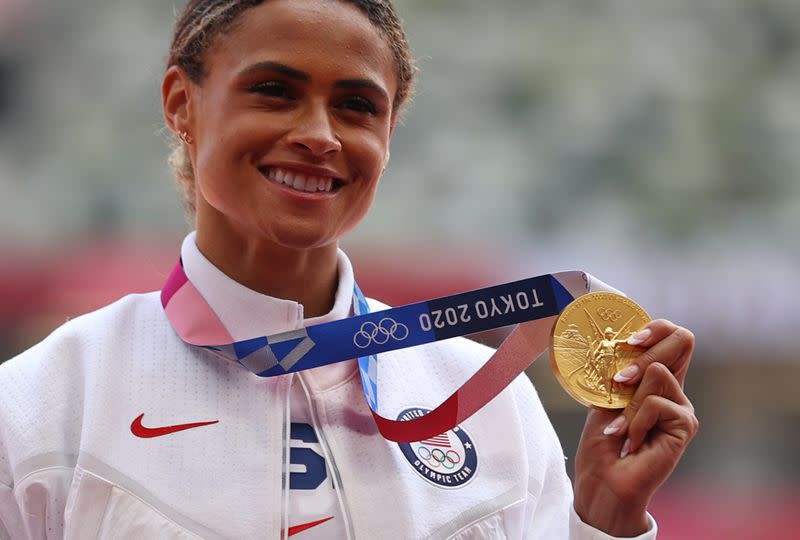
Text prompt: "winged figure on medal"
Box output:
[[553, 310, 639, 405]]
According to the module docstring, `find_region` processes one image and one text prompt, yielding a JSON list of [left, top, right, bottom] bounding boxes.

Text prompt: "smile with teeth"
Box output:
[[261, 166, 338, 193]]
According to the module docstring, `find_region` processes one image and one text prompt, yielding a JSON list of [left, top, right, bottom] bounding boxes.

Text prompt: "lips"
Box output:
[[259, 165, 344, 194]]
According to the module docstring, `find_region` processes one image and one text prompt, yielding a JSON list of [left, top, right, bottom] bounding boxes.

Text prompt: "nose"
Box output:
[[287, 102, 342, 158]]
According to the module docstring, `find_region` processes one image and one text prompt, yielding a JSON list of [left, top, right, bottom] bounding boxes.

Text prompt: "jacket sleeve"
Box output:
[[0, 339, 77, 540], [509, 374, 657, 540], [0, 482, 24, 540], [0, 468, 72, 540]]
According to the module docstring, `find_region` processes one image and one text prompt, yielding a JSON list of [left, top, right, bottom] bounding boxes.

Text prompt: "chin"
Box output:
[[266, 225, 338, 252]]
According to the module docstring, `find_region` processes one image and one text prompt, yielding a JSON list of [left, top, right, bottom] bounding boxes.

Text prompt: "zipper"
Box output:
[[280, 374, 293, 540], [297, 373, 356, 540]]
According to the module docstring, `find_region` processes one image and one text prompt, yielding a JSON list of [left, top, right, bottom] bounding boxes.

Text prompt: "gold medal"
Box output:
[[550, 292, 651, 409]]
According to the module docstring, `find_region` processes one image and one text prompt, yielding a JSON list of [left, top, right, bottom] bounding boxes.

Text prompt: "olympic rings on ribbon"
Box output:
[[353, 317, 410, 349]]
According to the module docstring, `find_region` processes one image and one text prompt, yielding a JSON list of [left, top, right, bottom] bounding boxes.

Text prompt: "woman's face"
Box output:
[[183, 0, 397, 252]]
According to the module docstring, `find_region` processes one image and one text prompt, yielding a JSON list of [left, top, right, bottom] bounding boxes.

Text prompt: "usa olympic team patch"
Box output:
[[396, 407, 478, 489]]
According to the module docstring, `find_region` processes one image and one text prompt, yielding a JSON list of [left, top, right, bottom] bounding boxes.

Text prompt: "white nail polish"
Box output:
[[614, 365, 639, 383], [620, 439, 631, 459], [627, 328, 651, 346], [603, 415, 625, 436]]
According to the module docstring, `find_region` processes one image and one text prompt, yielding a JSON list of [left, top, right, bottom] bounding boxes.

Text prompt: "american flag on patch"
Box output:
[[421, 433, 451, 448]]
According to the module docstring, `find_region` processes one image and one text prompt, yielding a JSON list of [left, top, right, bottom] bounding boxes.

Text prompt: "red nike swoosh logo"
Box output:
[[288, 517, 334, 537], [130, 413, 219, 438]]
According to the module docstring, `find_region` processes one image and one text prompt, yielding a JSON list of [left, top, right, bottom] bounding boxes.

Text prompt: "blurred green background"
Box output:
[[1, 1, 798, 538]]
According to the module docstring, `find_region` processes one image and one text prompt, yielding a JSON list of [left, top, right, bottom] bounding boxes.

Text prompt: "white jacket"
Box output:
[[0, 235, 656, 539]]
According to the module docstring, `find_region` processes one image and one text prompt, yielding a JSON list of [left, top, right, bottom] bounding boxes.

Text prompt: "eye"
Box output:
[[249, 81, 293, 99], [339, 96, 377, 115]]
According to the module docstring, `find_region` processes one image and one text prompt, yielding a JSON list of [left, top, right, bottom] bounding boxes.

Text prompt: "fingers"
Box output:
[[613, 319, 695, 387], [603, 362, 692, 440], [624, 393, 699, 457]]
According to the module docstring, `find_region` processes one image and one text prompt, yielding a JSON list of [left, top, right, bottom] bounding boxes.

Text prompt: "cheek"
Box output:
[[353, 134, 389, 180], [194, 119, 264, 192], [192, 139, 250, 212], [195, 98, 267, 164], [354, 135, 389, 206], [344, 174, 382, 231]]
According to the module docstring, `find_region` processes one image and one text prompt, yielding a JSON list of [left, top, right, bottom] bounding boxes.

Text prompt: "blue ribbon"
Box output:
[[203, 273, 574, 415]]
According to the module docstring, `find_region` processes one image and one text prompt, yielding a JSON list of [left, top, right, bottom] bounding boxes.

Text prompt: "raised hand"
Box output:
[[572, 320, 699, 537]]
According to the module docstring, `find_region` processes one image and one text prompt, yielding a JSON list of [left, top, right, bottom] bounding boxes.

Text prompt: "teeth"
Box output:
[[263, 167, 336, 193], [292, 175, 307, 191]]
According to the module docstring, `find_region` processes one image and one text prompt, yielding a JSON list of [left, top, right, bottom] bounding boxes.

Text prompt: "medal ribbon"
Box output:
[[162, 261, 608, 442]]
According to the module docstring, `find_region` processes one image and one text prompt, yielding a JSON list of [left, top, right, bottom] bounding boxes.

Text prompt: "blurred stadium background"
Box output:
[[1, 0, 799, 538]]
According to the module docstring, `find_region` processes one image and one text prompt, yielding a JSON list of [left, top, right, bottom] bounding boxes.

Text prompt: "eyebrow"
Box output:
[[335, 79, 390, 103], [239, 61, 390, 103], [239, 61, 309, 81]]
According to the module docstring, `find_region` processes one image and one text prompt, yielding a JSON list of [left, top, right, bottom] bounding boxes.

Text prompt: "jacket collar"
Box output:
[[180, 232, 358, 390]]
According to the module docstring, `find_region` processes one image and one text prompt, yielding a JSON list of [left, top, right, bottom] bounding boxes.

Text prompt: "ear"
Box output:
[[389, 111, 398, 138], [162, 65, 195, 137], [385, 112, 398, 169]]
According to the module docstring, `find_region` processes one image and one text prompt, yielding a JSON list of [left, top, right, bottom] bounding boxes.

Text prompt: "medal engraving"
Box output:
[[550, 292, 651, 409]]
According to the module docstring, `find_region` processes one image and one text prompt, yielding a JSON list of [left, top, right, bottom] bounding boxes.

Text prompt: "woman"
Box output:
[[0, 0, 698, 538]]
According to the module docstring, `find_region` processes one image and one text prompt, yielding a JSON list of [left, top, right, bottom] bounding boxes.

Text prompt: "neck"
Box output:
[[194, 227, 340, 320]]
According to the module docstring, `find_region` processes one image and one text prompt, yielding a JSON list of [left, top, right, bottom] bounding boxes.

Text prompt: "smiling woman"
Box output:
[[0, 1, 698, 539], [163, 0, 402, 318]]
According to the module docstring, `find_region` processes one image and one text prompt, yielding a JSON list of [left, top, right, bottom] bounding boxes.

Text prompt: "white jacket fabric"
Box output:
[[0, 234, 656, 539]]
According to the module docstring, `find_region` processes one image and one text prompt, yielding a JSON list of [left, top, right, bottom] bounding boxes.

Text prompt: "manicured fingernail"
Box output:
[[614, 364, 640, 383], [627, 328, 651, 346], [620, 438, 631, 459], [603, 415, 626, 436]]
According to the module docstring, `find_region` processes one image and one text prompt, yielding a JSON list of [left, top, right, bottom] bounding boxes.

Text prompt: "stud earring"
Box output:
[[178, 131, 194, 145]]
